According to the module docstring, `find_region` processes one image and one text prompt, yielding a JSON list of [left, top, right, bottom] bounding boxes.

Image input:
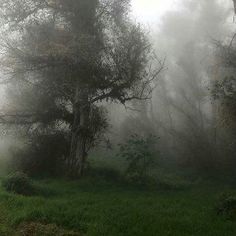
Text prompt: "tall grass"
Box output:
[[0, 177, 235, 235]]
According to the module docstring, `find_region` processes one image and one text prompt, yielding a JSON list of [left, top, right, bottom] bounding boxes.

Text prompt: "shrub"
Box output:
[[2, 172, 35, 196], [118, 134, 158, 185], [216, 193, 236, 220], [9, 133, 69, 177]]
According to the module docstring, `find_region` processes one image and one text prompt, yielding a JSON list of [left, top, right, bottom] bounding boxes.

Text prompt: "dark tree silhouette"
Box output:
[[0, 0, 163, 177]]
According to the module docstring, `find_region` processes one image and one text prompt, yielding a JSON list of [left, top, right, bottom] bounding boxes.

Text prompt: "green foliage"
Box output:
[[0, 179, 235, 235], [9, 133, 69, 177], [119, 134, 158, 184], [216, 193, 236, 220], [2, 172, 35, 196]]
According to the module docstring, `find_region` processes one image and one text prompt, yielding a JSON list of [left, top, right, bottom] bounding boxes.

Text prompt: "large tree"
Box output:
[[0, 0, 162, 177]]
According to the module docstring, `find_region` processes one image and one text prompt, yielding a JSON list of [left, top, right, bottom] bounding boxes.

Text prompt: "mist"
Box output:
[[107, 0, 234, 171], [0, 0, 236, 235]]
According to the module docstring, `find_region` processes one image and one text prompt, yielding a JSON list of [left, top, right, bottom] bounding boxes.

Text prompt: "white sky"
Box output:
[[131, 0, 177, 24]]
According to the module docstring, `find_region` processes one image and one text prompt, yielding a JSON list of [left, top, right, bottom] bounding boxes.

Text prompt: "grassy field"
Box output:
[[0, 176, 235, 235]]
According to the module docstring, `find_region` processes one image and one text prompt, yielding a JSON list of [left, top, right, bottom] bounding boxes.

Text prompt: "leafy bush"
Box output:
[[2, 172, 35, 196], [216, 193, 236, 220], [119, 134, 158, 185], [9, 133, 69, 177]]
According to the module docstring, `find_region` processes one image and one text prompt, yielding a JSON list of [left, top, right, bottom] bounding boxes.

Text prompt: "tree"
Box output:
[[125, 0, 227, 171], [0, 0, 162, 177], [212, 39, 236, 168]]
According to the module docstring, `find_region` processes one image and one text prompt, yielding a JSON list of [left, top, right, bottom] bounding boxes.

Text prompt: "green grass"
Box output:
[[0, 177, 235, 235]]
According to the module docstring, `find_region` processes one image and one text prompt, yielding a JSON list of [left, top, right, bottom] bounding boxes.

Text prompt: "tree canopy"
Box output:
[[0, 0, 163, 177]]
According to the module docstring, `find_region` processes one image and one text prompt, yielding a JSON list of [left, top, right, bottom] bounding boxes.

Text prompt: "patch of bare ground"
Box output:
[[15, 222, 81, 236]]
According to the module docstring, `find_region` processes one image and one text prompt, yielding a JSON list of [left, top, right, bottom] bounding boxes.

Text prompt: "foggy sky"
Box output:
[[131, 0, 177, 24], [131, 0, 234, 25]]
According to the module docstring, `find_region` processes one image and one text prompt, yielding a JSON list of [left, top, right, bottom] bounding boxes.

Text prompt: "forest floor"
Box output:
[[0, 177, 235, 235]]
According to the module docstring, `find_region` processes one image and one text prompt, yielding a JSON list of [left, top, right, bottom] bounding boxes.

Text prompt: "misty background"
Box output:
[[1, 0, 236, 179], [1, 1, 236, 235], [87, 0, 236, 176], [0, 0, 236, 178]]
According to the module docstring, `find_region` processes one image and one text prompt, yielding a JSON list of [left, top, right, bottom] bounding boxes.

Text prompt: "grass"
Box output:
[[0, 176, 235, 235]]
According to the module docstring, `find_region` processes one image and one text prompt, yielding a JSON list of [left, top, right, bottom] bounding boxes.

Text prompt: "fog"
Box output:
[[0, 0, 235, 174], [1, 0, 236, 234], [131, 0, 176, 24], [105, 0, 236, 171]]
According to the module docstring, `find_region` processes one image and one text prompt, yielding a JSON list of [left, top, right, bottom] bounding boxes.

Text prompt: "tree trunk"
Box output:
[[68, 86, 90, 178], [74, 100, 90, 177]]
